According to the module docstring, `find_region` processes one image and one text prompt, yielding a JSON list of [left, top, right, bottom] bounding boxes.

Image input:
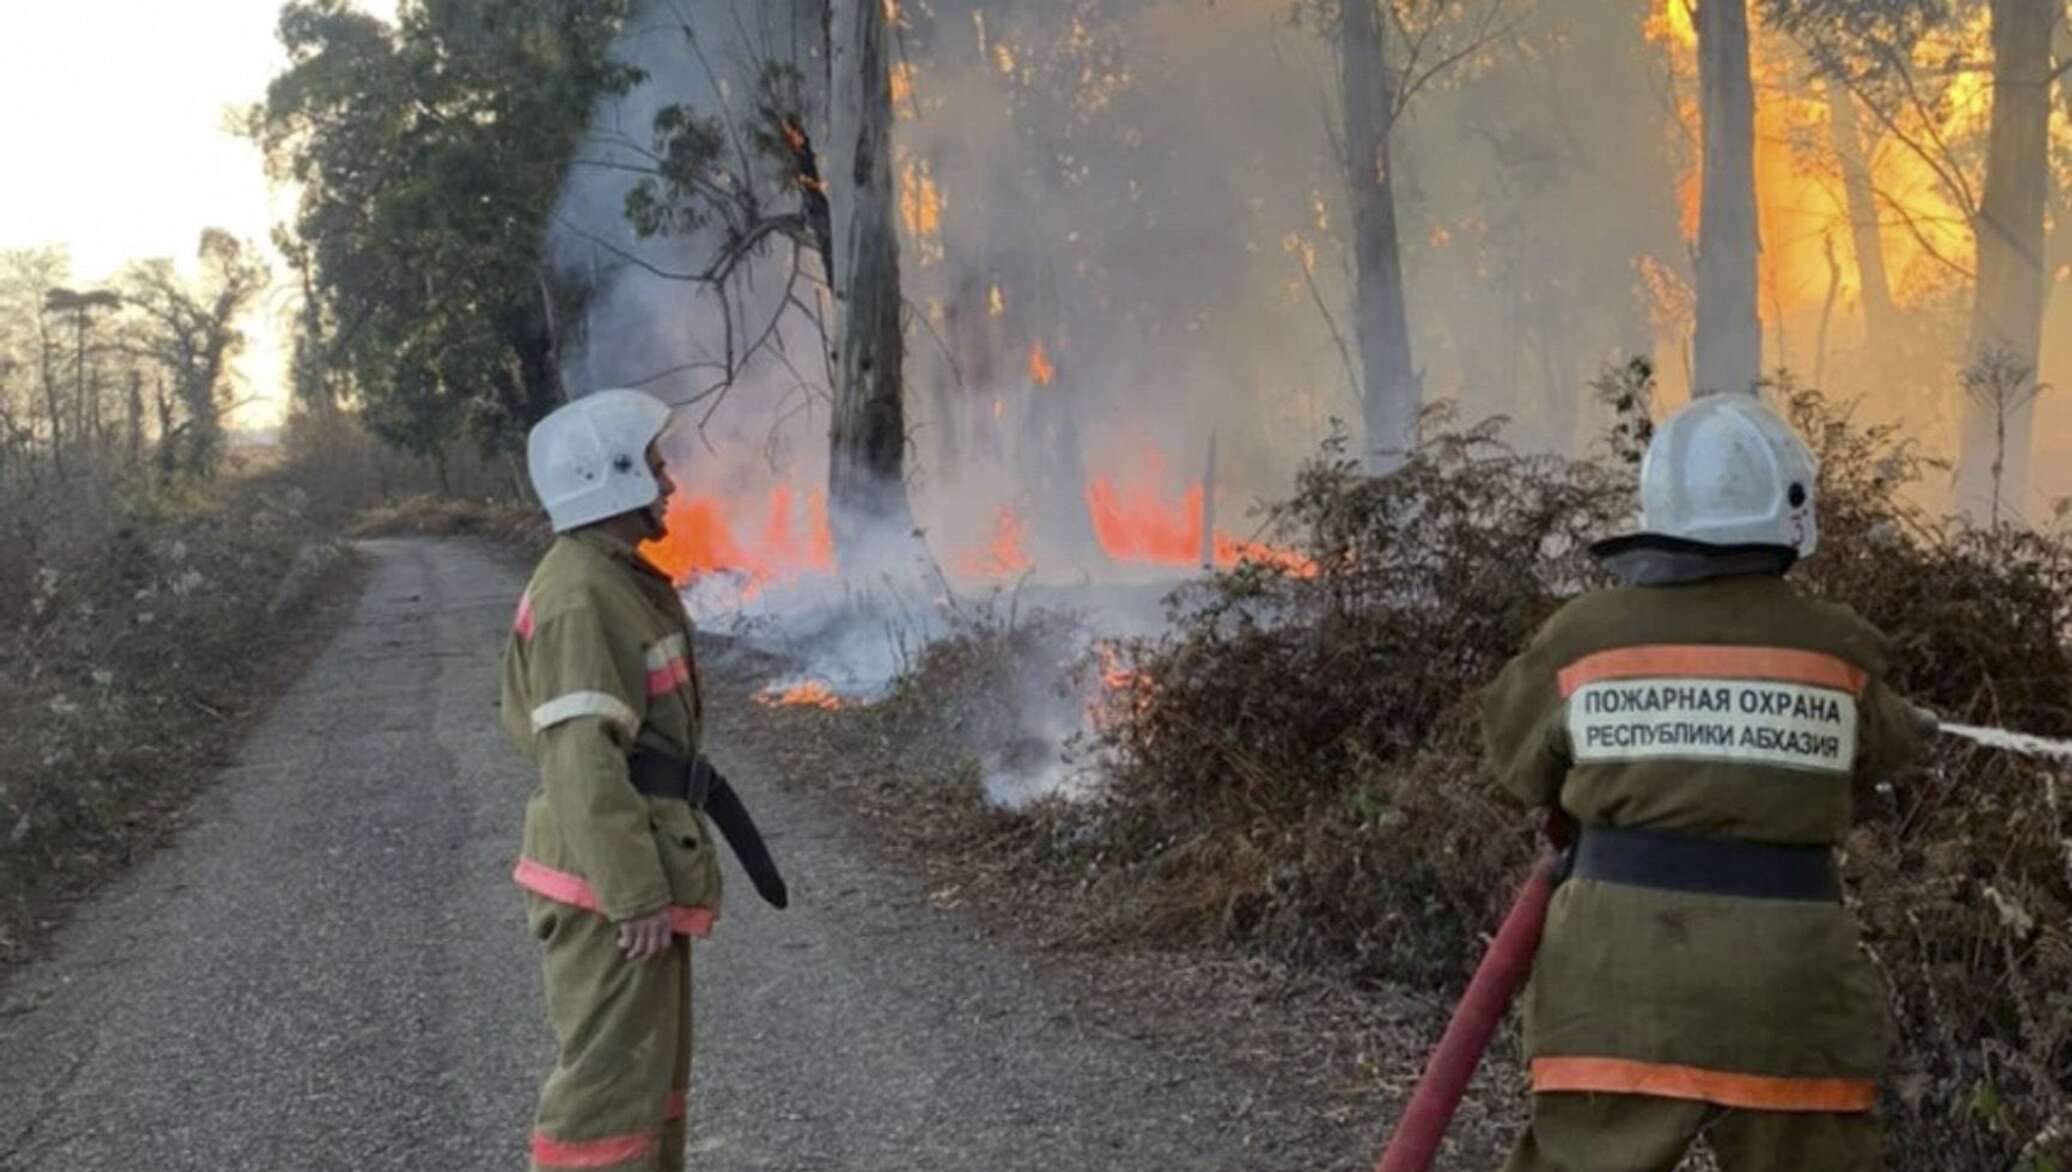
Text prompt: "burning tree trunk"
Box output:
[[826, 0, 917, 562], [1695, 0, 1761, 398], [1338, 0, 1419, 470], [1824, 80, 1900, 363], [1956, 0, 2053, 522]]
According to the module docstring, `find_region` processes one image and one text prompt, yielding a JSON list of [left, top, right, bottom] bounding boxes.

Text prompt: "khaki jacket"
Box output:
[[1481, 570, 1922, 1111], [501, 528, 722, 933]]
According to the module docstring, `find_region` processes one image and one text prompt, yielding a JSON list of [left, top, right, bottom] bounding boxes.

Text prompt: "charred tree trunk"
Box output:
[[1956, 0, 2054, 521], [1338, 0, 1419, 470], [827, 0, 916, 563], [1695, 0, 1761, 398], [1825, 81, 1900, 362]]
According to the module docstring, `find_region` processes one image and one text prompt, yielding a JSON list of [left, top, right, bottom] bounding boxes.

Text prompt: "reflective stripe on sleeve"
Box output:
[[530, 691, 638, 737], [644, 634, 691, 696], [530, 1129, 659, 1169], [1530, 1056, 1876, 1113]]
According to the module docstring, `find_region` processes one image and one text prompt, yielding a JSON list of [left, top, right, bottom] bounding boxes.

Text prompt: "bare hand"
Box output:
[[616, 910, 673, 961]]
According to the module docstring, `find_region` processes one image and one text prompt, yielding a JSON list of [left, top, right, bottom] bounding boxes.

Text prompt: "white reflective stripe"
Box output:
[[531, 690, 639, 736], [644, 633, 688, 670]]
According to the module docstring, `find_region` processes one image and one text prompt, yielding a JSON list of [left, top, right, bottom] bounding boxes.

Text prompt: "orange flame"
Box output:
[[1087, 639, 1155, 731], [1648, 0, 1972, 323], [756, 679, 844, 710], [1083, 447, 1315, 574], [1027, 339, 1056, 387], [953, 505, 1035, 579], [642, 485, 835, 593]]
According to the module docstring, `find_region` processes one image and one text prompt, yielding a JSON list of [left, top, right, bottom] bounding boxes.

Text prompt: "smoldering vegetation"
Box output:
[[871, 372, 2067, 1170]]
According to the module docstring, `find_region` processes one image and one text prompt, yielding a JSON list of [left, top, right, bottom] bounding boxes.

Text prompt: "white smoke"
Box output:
[[542, 0, 1704, 803]]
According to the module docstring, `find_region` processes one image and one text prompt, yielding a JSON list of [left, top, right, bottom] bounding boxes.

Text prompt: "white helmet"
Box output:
[[527, 389, 674, 533], [1638, 395, 1819, 557]]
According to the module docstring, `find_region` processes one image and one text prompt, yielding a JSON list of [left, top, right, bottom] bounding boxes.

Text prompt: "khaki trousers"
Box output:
[[1505, 1092, 1879, 1172], [527, 896, 694, 1172]]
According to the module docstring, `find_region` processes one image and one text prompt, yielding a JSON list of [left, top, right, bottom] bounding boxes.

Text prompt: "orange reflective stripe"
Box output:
[[514, 593, 536, 640], [512, 859, 716, 939], [1557, 645, 1867, 698], [1531, 1056, 1876, 1113], [531, 1129, 658, 1168]]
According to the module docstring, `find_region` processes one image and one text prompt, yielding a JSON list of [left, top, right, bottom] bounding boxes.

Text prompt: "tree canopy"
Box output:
[[249, 0, 640, 459]]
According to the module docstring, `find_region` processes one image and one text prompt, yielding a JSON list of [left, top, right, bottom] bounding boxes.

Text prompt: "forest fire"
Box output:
[[952, 504, 1035, 579], [1087, 639, 1154, 731], [1646, 0, 1974, 331], [1026, 339, 1055, 387], [641, 484, 835, 593], [1083, 449, 1314, 575], [755, 679, 845, 710]]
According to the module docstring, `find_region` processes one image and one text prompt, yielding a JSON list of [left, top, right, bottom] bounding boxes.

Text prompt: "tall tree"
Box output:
[[1767, 0, 2062, 517], [122, 231, 269, 481], [1339, 0, 1420, 466], [252, 0, 636, 463], [0, 250, 70, 484], [1824, 80, 1902, 360], [826, 0, 916, 559], [1325, 0, 1514, 466], [1695, 0, 1763, 398], [1956, 0, 2054, 520]]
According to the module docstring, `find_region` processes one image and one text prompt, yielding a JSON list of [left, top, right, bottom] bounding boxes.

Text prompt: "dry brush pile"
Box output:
[[1002, 368, 2072, 1170]]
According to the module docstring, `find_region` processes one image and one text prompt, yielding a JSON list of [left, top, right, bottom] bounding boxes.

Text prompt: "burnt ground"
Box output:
[[700, 636, 1534, 1171], [0, 537, 1528, 1172]]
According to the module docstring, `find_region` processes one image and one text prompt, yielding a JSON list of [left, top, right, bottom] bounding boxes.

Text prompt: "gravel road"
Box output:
[[0, 538, 1287, 1172]]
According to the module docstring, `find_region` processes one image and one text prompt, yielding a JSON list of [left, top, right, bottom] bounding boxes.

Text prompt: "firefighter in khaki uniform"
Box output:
[[1483, 395, 1936, 1172], [502, 389, 724, 1172]]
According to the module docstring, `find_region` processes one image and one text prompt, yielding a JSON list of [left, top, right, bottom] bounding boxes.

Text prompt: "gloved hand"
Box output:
[[1908, 703, 1941, 737], [1543, 807, 1578, 851]]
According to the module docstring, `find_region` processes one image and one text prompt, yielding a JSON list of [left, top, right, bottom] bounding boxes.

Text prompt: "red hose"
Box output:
[[1373, 851, 1564, 1172]]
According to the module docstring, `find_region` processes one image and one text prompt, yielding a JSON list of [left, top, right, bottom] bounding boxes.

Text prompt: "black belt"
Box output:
[[627, 750, 714, 806], [1570, 825, 1841, 902], [624, 750, 790, 910]]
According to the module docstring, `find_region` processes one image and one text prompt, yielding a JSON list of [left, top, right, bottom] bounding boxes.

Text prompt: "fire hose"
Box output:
[[1370, 718, 2071, 1172], [1372, 850, 1566, 1172]]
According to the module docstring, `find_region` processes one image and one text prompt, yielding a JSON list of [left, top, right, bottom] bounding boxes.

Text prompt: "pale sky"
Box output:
[[1, 0, 396, 428]]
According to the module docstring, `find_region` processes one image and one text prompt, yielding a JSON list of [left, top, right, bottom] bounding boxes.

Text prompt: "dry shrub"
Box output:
[[0, 469, 348, 962], [349, 494, 550, 549], [1779, 385, 2072, 1170], [1066, 403, 1625, 983], [1057, 368, 2070, 1170]]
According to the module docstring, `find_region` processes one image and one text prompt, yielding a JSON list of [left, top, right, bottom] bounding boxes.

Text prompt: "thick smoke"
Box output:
[[540, 1, 1767, 800]]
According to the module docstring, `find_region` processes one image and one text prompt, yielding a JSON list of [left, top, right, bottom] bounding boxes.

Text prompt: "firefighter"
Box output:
[[1482, 395, 1933, 1172], [501, 388, 721, 1172]]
